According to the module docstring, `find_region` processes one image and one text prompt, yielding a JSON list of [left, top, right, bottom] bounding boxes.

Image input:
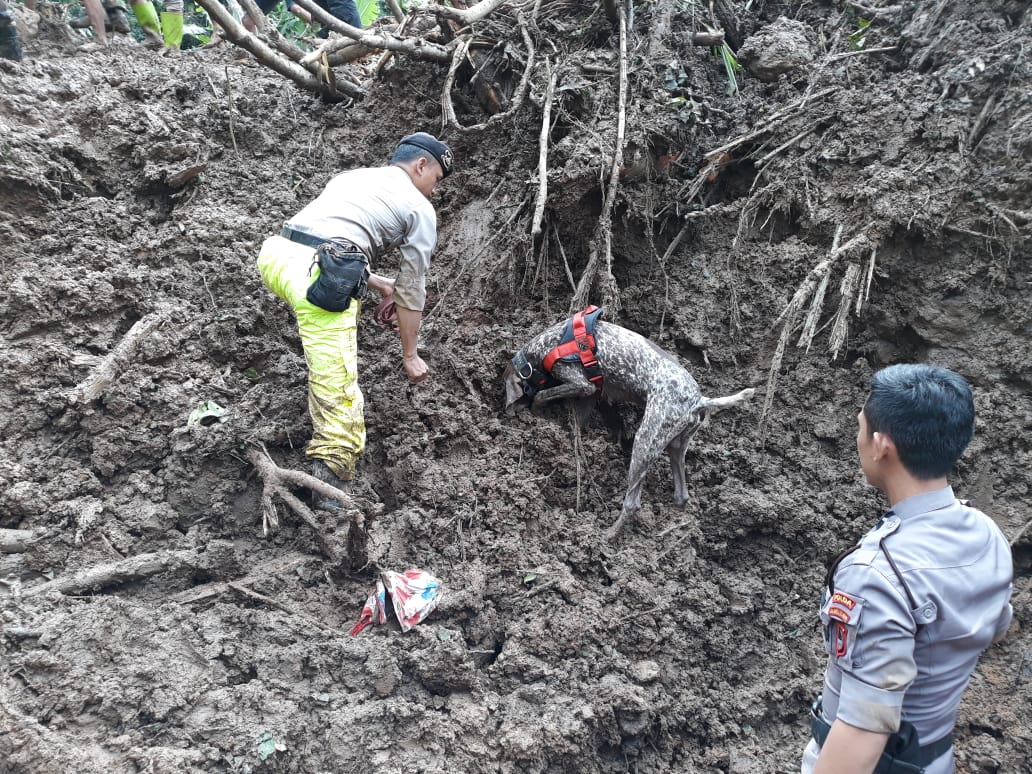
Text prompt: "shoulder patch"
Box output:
[[832, 592, 857, 610]]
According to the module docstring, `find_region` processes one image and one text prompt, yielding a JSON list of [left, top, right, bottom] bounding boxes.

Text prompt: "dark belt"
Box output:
[[280, 226, 362, 254], [810, 699, 953, 772], [280, 225, 327, 249]]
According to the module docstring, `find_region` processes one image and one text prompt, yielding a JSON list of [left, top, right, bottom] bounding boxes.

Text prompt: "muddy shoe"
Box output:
[[311, 459, 350, 511]]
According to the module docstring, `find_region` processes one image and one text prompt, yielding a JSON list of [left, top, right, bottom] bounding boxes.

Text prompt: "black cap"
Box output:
[[397, 132, 454, 177]]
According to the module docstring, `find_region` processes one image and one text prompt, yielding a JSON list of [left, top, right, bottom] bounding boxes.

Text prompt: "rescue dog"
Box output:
[[504, 312, 755, 539]]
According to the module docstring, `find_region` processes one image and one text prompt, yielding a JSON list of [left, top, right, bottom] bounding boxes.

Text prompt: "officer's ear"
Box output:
[[871, 431, 896, 462]]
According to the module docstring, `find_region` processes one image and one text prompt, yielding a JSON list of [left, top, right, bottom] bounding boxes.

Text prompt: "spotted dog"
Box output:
[[504, 311, 755, 540]]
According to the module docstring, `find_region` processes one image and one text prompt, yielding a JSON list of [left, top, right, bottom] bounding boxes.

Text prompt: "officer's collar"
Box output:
[[889, 486, 956, 520]]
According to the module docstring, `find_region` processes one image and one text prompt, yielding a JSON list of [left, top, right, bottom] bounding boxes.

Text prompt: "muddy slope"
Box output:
[[1, 1, 1030, 772]]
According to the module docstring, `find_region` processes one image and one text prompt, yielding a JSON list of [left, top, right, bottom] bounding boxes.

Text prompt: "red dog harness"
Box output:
[[542, 305, 604, 394]]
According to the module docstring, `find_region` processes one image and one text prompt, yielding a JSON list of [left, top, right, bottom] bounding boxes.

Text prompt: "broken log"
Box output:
[[0, 528, 35, 554], [22, 549, 203, 597], [67, 311, 167, 406], [425, 0, 510, 26], [289, 0, 451, 62]]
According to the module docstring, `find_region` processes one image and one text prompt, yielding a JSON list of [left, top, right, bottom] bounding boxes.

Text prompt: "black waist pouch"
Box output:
[[306, 240, 369, 313]]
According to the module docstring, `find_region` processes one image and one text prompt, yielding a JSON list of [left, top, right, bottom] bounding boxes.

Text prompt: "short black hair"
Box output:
[[390, 143, 436, 167], [863, 364, 975, 479]]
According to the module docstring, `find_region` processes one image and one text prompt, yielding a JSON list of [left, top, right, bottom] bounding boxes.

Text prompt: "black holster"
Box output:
[[305, 240, 369, 313]]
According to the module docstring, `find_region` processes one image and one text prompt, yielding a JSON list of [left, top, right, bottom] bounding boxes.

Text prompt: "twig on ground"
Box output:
[[530, 59, 558, 237], [826, 45, 898, 62], [228, 582, 343, 633], [1010, 518, 1032, 547], [553, 226, 577, 293], [224, 66, 239, 154], [760, 225, 874, 437], [173, 551, 316, 604], [68, 310, 168, 406], [858, 247, 877, 315], [829, 262, 861, 359]]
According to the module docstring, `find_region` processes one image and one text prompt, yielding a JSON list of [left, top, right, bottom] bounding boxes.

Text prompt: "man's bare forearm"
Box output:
[[813, 720, 888, 774], [367, 272, 395, 297]]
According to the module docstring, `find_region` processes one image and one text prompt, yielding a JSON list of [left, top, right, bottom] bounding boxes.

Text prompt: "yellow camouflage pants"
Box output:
[[256, 235, 364, 480]]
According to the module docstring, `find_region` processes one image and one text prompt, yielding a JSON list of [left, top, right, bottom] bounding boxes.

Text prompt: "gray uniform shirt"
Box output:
[[285, 165, 437, 312], [817, 487, 1013, 772]]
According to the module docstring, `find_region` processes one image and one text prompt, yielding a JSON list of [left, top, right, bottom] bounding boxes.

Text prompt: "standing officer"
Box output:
[[803, 364, 1013, 774], [256, 132, 452, 498]]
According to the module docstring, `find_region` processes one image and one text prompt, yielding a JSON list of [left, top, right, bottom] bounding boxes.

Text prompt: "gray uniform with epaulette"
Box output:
[[802, 487, 1013, 774]]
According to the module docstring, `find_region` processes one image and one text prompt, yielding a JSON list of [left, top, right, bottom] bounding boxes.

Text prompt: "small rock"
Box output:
[[737, 17, 814, 81], [630, 660, 661, 684]]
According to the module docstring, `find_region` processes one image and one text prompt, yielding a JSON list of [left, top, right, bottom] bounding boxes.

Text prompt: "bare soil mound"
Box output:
[[1, 1, 1029, 772]]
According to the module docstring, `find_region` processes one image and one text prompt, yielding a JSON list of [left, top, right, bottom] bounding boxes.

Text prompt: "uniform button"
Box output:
[[924, 609, 934, 620]]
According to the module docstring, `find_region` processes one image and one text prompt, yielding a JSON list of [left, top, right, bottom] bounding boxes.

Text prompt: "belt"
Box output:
[[280, 225, 327, 249], [810, 699, 953, 772]]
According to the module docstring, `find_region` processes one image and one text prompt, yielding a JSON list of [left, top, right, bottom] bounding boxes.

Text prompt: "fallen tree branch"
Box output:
[[23, 549, 203, 597], [290, 0, 450, 62], [193, 0, 361, 99], [236, 0, 267, 34], [530, 58, 558, 237], [424, 0, 510, 26], [67, 311, 168, 406], [384, 0, 404, 22]]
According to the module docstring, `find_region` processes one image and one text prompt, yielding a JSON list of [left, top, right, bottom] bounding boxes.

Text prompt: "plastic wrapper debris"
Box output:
[[350, 569, 442, 636]]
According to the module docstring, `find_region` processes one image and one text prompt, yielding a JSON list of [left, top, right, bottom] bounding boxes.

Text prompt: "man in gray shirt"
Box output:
[[257, 132, 452, 489], [803, 364, 1013, 774]]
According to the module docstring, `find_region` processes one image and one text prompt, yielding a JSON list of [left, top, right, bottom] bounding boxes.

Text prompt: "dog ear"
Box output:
[[503, 363, 527, 413]]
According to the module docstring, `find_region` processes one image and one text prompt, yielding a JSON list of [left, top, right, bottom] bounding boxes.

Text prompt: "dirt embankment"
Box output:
[[1, 1, 1029, 772]]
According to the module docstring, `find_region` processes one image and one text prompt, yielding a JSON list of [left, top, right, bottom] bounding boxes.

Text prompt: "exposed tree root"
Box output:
[[572, 0, 629, 313], [759, 225, 875, 438], [245, 447, 370, 572], [530, 58, 558, 237]]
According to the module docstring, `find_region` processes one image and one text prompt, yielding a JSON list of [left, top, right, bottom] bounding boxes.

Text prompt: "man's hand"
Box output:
[[403, 353, 429, 383], [396, 305, 428, 383]]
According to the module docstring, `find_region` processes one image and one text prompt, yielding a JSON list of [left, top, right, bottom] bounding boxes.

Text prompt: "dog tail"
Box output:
[[696, 387, 756, 420]]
